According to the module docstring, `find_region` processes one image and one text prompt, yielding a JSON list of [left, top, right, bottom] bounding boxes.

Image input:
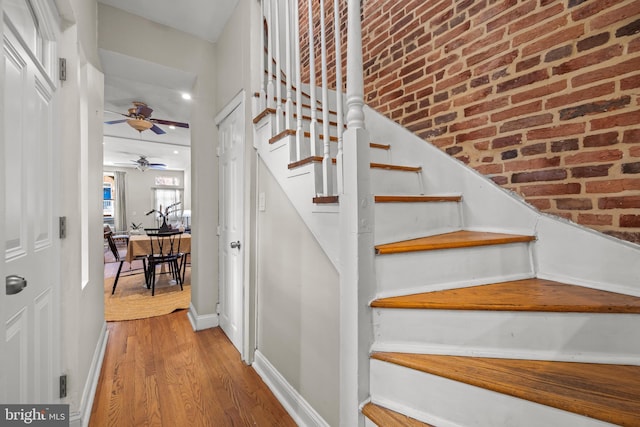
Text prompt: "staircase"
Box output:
[[253, 88, 640, 426]]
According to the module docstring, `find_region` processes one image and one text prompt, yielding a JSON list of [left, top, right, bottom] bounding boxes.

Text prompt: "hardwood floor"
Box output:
[[89, 311, 296, 426]]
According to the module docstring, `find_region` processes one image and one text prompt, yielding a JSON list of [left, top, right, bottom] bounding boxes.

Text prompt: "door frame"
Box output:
[[215, 90, 249, 361]]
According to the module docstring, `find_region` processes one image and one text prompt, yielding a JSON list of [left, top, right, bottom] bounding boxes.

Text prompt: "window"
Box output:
[[153, 188, 184, 222]]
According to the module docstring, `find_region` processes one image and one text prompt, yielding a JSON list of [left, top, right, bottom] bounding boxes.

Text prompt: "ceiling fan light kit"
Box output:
[[127, 118, 153, 132]]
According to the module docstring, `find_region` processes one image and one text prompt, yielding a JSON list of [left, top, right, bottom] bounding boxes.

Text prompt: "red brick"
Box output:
[[487, 0, 537, 33], [621, 74, 640, 90], [570, 164, 613, 178], [556, 198, 593, 210], [599, 196, 640, 209], [491, 101, 542, 123], [527, 123, 586, 140], [559, 96, 630, 120], [570, 0, 622, 21], [492, 134, 523, 149], [501, 114, 554, 133], [583, 132, 619, 147], [631, 146, 640, 157], [512, 168, 567, 183], [473, 50, 519, 76], [509, 3, 565, 35], [477, 163, 503, 175], [590, 110, 640, 130], [528, 198, 552, 210], [520, 182, 582, 196], [521, 143, 548, 156], [456, 126, 497, 143], [450, 116, 489, 132], [620, 215, 640, 227], [464, 96, 509, 117], [454, 87, 493, 107], [578, 213, 613, 225], [586, 178, 640, 193]]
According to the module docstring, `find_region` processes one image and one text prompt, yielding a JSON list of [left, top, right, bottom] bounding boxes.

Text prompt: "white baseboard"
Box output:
[[252, 350, 330, 427], [69, 322, 109, 427], [188, 303, 219, 331]]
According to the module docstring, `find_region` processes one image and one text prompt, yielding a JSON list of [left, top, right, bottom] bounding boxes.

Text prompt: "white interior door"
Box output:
[[218, 99, 245, 356], [1, 4, 60, 404]]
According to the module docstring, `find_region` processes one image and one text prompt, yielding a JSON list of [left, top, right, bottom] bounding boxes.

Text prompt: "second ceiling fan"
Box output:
[[105, 101, 189, 135]]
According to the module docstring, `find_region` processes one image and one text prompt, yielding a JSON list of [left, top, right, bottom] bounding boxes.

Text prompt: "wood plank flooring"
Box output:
[[89, 311, 296, 427]]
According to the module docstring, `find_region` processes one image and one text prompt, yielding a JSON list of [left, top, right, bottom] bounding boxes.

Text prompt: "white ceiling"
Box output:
[[99, 0, 239, 171]]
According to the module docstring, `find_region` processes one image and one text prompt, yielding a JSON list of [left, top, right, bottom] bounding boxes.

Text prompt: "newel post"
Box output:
[[339, 0, 374, 425]]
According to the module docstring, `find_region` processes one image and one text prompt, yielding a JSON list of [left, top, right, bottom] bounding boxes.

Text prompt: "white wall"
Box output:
[[104, 167, 185, 230], [257, 160, 340, 426]]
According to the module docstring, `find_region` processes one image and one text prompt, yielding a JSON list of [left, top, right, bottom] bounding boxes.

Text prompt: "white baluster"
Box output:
[[266, 0, 275, 110], [320, 0, 333, 196], [259, 0, 267, 110], [274, 0, 284, 132], [284, 0, 293, 130], [294, 0, 304, 161], [334, 0, 344, 193], [308, 0, 319, 156]]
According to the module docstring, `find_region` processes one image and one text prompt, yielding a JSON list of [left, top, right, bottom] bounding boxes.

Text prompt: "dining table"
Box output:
[[125, 233, 192, 264]]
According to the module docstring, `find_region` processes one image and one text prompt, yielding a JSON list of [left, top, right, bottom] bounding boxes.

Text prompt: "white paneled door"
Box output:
[[218, 96, 245, 357], [1, 5, 60, 404]]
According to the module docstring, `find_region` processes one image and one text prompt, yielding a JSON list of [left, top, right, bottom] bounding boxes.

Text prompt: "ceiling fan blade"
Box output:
[[149, 163, 167, 169], [150, 124, 166, 135], [104, 119, 128, 125], [150, 118, 190, 129]]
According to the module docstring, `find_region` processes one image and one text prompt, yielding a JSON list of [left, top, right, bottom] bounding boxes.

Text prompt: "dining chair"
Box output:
[[105, 231, 126, 295], [144, 229, 184, 296]]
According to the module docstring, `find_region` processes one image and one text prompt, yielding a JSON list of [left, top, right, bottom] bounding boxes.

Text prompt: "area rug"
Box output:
[[104, 259, 191, 322]]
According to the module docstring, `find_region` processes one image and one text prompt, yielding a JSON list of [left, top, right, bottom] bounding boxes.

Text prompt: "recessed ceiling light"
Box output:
[[169, 125, 176, 130], [181, 93, 192, 100], [173, 150, 179, 154]]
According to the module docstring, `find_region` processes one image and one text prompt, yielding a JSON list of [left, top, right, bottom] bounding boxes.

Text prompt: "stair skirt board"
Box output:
[[375, 243, 535, 296], [252, 350, 331, 427], [371, 309, 640, 365], [369, 359, 616, 427]]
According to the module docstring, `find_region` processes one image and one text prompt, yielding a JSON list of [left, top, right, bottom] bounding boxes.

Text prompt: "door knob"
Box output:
[[6, 275, 27, 295], [230, 241, 241, 249]]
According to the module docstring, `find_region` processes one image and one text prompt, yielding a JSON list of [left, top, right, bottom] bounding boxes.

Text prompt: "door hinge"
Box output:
[[59, 374, 67, 398], [59, 216, 67, 239], [58, 58, 67, 82]]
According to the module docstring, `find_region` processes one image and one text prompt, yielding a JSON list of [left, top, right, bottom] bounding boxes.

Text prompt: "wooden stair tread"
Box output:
[[288, 156, 421, 172], [374, 195, 461, 203], [362, 402, 434, 427], [370, 162, 422, 172], [371, 352, 640, 426], [371, 278, 640, 313], [375, 230, 535, 255]]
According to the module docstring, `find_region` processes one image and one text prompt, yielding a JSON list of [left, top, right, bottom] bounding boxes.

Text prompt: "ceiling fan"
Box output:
[[117, 155, 167, 172], [104, 101, 189, 135]]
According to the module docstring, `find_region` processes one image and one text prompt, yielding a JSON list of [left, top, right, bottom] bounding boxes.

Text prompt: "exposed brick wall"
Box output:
[[297, 0, 640, 244]]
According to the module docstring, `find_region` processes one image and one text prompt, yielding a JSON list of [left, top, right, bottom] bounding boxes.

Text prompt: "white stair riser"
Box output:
[[375, 242, 534, 297], [374, 201, 462, 245], [370, 147, 391, 164], [371, 169, 423, 195], [370, 359, 615, 427], [372, 309, 640, 365]]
